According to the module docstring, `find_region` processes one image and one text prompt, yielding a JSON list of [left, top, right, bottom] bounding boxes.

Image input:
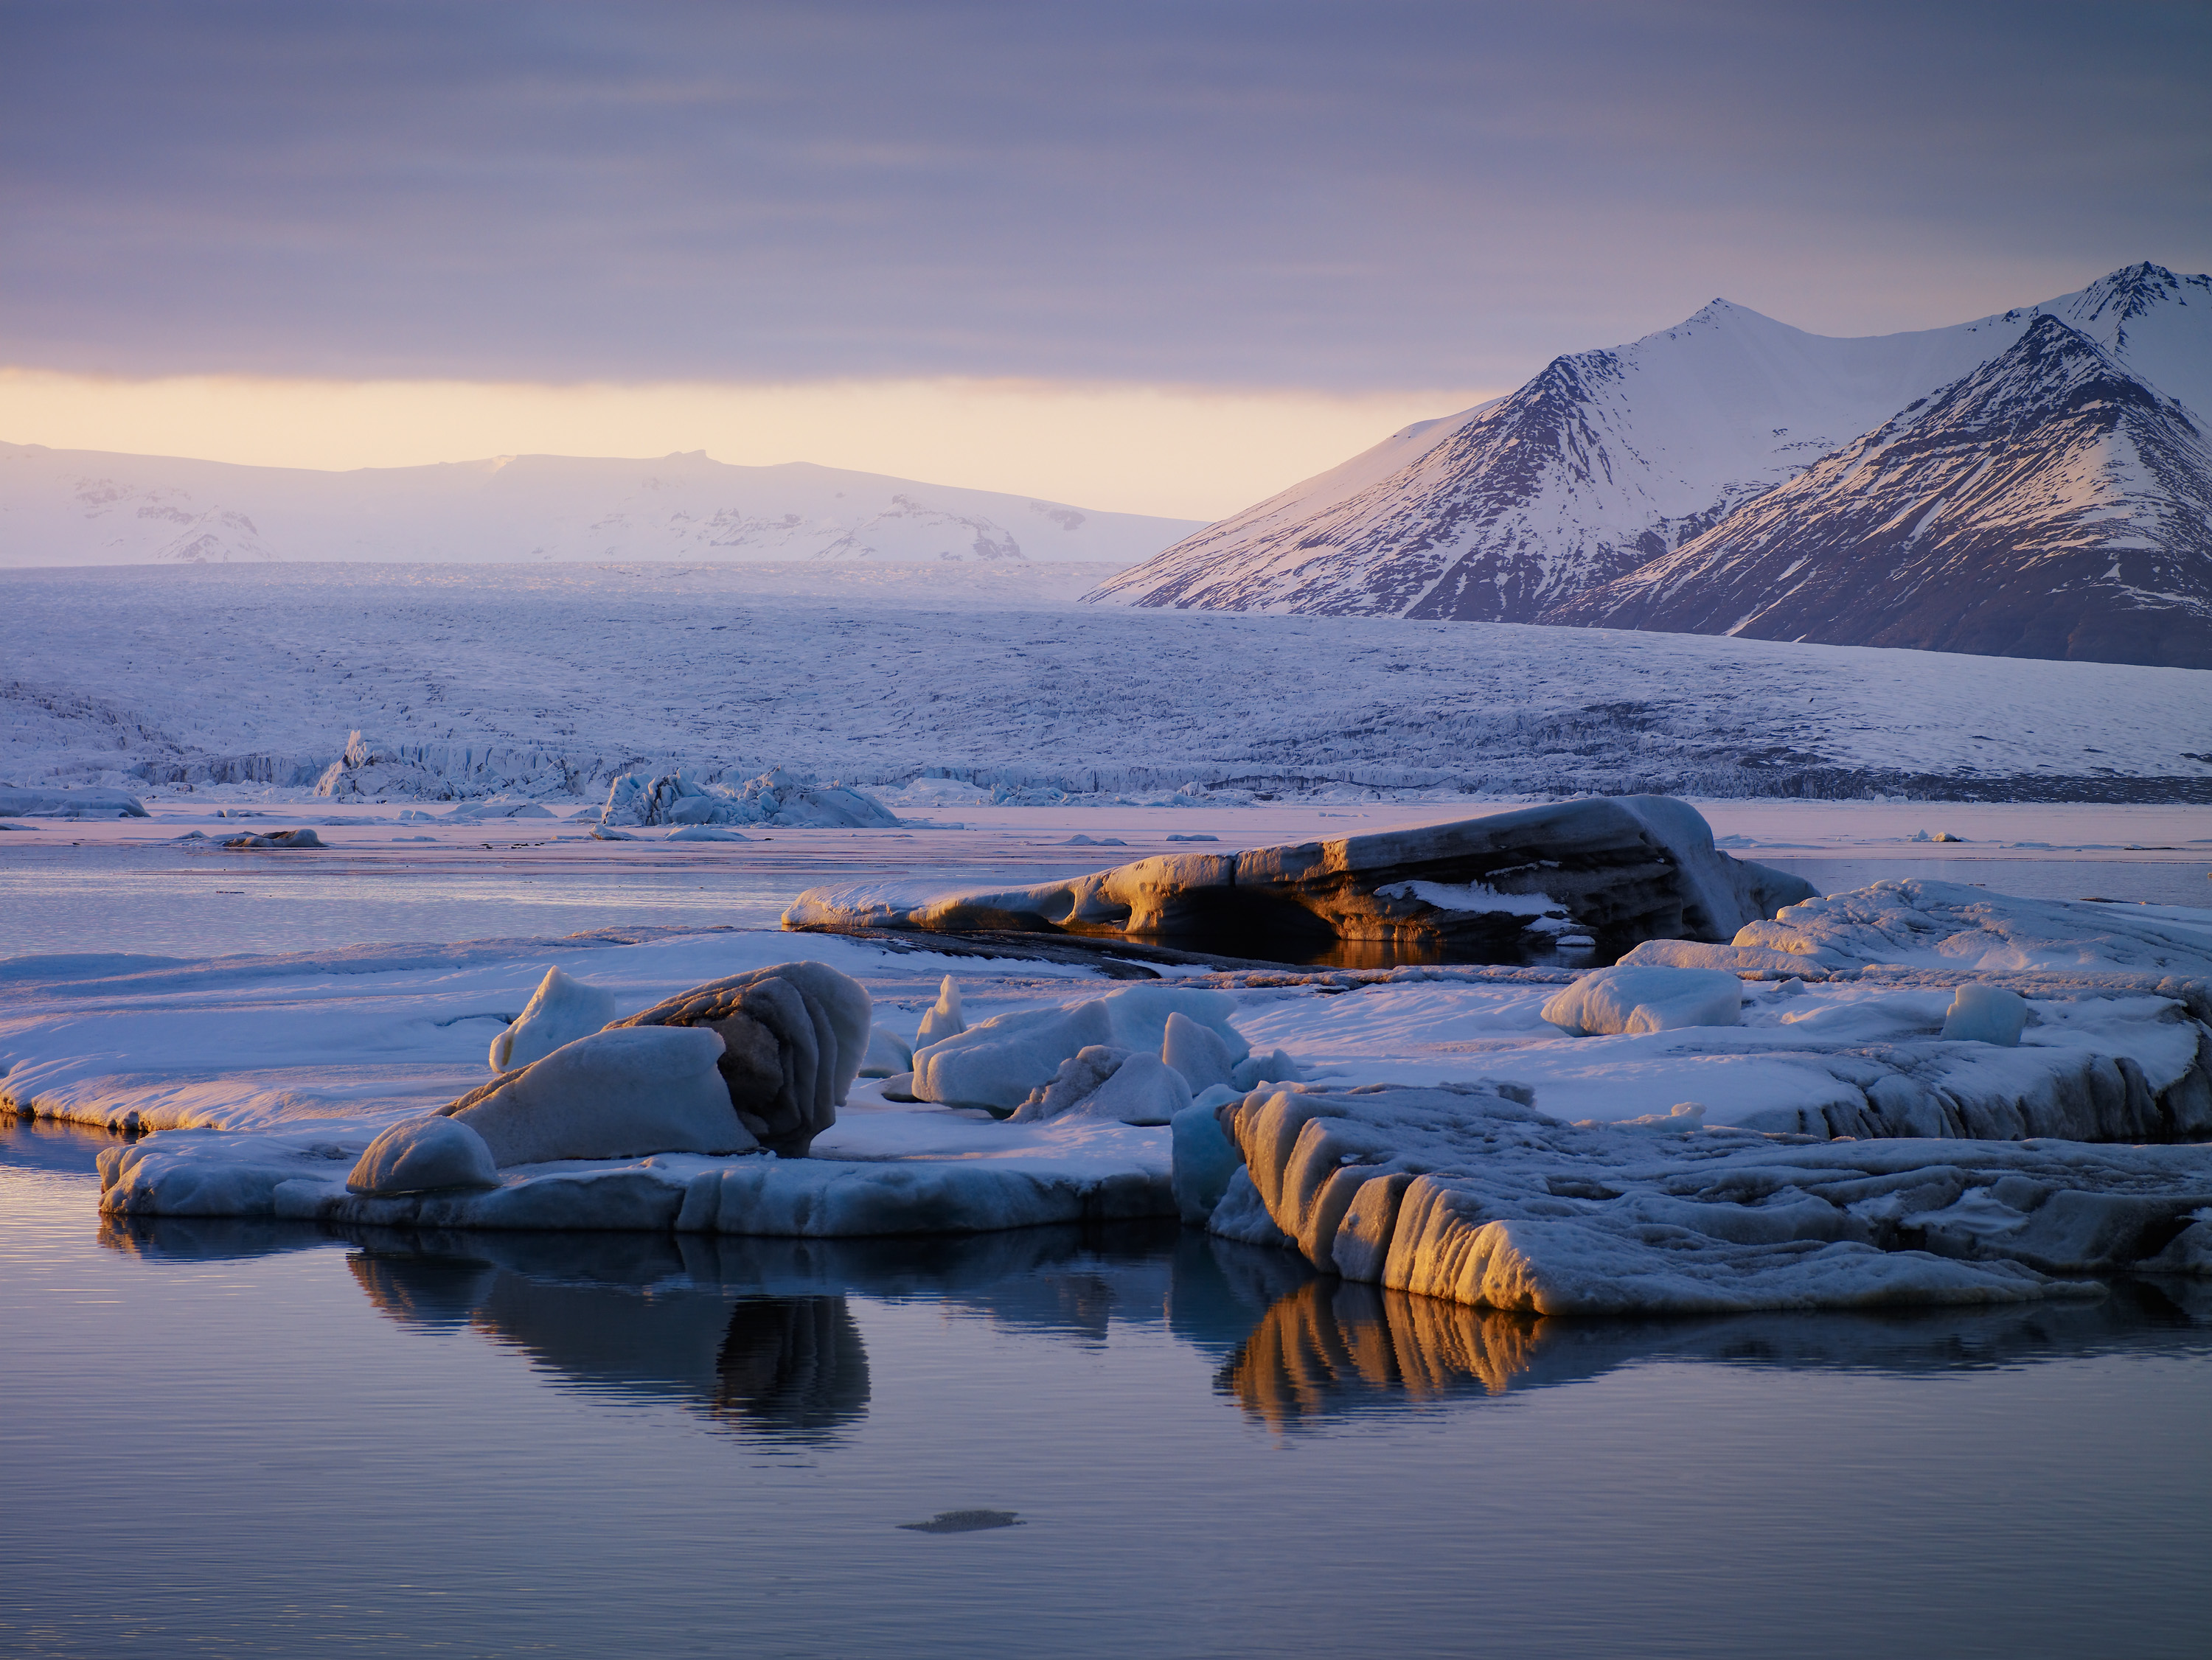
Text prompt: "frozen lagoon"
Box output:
[[5, 800, 2212, 1655]]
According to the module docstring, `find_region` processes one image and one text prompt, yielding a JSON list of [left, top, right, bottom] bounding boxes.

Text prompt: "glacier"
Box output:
[[7, 563, 2211, 805]]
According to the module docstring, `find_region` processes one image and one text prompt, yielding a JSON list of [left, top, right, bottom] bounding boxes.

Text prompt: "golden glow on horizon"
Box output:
[[0, 369, 1498, 522]]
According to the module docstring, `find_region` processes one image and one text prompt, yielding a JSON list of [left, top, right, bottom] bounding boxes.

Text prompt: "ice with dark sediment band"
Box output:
[[784, 795, 1815, 963]]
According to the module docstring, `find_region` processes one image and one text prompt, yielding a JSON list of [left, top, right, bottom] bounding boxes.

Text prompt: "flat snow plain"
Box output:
[[5, 562, 2211, 801]]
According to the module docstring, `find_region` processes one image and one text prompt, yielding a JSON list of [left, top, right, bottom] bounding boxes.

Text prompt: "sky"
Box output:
[[5, 0, 2209, 517]]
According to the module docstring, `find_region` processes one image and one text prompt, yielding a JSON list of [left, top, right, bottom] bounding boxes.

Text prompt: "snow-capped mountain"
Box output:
[[0, 444, 1203, 568], [1089, 264, 2212, 630], [1545, 315, 2212, 669]]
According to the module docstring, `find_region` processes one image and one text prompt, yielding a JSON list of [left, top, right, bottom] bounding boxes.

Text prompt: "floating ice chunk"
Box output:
[[490, 966, 620, 1072], [912, 984, 1247, 1110], [0, 785, 148, 818], [1062, 834, 1126, 846], [859, 1026, 915, 1078], [1378, 879, 1561, 916], [1163, 1010, 1237, 1091], [590, 824, 639, 841], [1164, 833, 1219, 843], [665, 825, 752, 842], [347, 1115, 498, 1196], [447, 1026, 752, 1165], [220, 828, 324, 849], [1541, 966, 1742, 1036], [1943, 983, 2030, 1047]]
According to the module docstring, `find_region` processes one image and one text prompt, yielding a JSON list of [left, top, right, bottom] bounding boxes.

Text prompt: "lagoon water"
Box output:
[[0, 836, 2204, 961], [4, 1121, 2209, 1659]]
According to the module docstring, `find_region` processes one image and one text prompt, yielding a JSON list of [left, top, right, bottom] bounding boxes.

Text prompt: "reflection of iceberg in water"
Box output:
[[714, 1297, 869, 1438], [341, 1232, 872, 1444], [328, 1221, 1273, 1444], [1222, 1277, 2212, 1429]]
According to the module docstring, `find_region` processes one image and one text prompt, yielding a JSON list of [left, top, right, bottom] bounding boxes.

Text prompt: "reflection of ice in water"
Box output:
[[1221, 1276, 2212, 1430], [344, 1246, 872, 1445], [715, 1297, 869, 1440]]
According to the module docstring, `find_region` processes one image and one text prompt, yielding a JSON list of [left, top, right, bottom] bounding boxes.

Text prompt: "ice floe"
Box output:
[[1199, 1082, 2212, 1313], [7, 882, 2211, 1316]]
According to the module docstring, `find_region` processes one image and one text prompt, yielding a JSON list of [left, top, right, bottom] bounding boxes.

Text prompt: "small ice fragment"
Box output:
[[915, 976, 965, 1045], [1163, 1010, 1236, 1091], [899, 1510, 1023, 1534], [1941, 983, 2029, 1046]]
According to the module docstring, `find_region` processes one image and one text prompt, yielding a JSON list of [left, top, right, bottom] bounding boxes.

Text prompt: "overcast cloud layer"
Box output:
[[5, 1, 2210, 390]]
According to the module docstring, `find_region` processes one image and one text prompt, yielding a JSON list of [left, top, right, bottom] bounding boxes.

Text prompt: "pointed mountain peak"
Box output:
[[1676, 297, 1762, 328], [2075, 260, 2188, 318]]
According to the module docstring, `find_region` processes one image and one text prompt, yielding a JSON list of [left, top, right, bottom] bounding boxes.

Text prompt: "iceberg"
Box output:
[[0, 785, 149, 818], [1942, 983, 2031, 1047], [602, 765, 900, 830], [785, 795, 1813, 963], [347, 1115, 499, 1196], [608, 961, 872, 1156], [1197, 1082, 2212, 1313]]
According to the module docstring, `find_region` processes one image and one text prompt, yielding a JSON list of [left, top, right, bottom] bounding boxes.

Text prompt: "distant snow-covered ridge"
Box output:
[[1091, 262, 2212, 670], [0, 444, 1204, 568], [5, 565, 2210, 805]]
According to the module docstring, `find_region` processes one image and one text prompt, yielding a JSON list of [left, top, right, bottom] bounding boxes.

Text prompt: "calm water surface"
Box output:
[[4, 1123, 2208, 1659], [1, 842, 2203, 960]]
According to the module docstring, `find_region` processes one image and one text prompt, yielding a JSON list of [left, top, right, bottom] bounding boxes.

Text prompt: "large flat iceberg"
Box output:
[[786, 795, 1814, 963], [1195, 1082, 2212, 1314]]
